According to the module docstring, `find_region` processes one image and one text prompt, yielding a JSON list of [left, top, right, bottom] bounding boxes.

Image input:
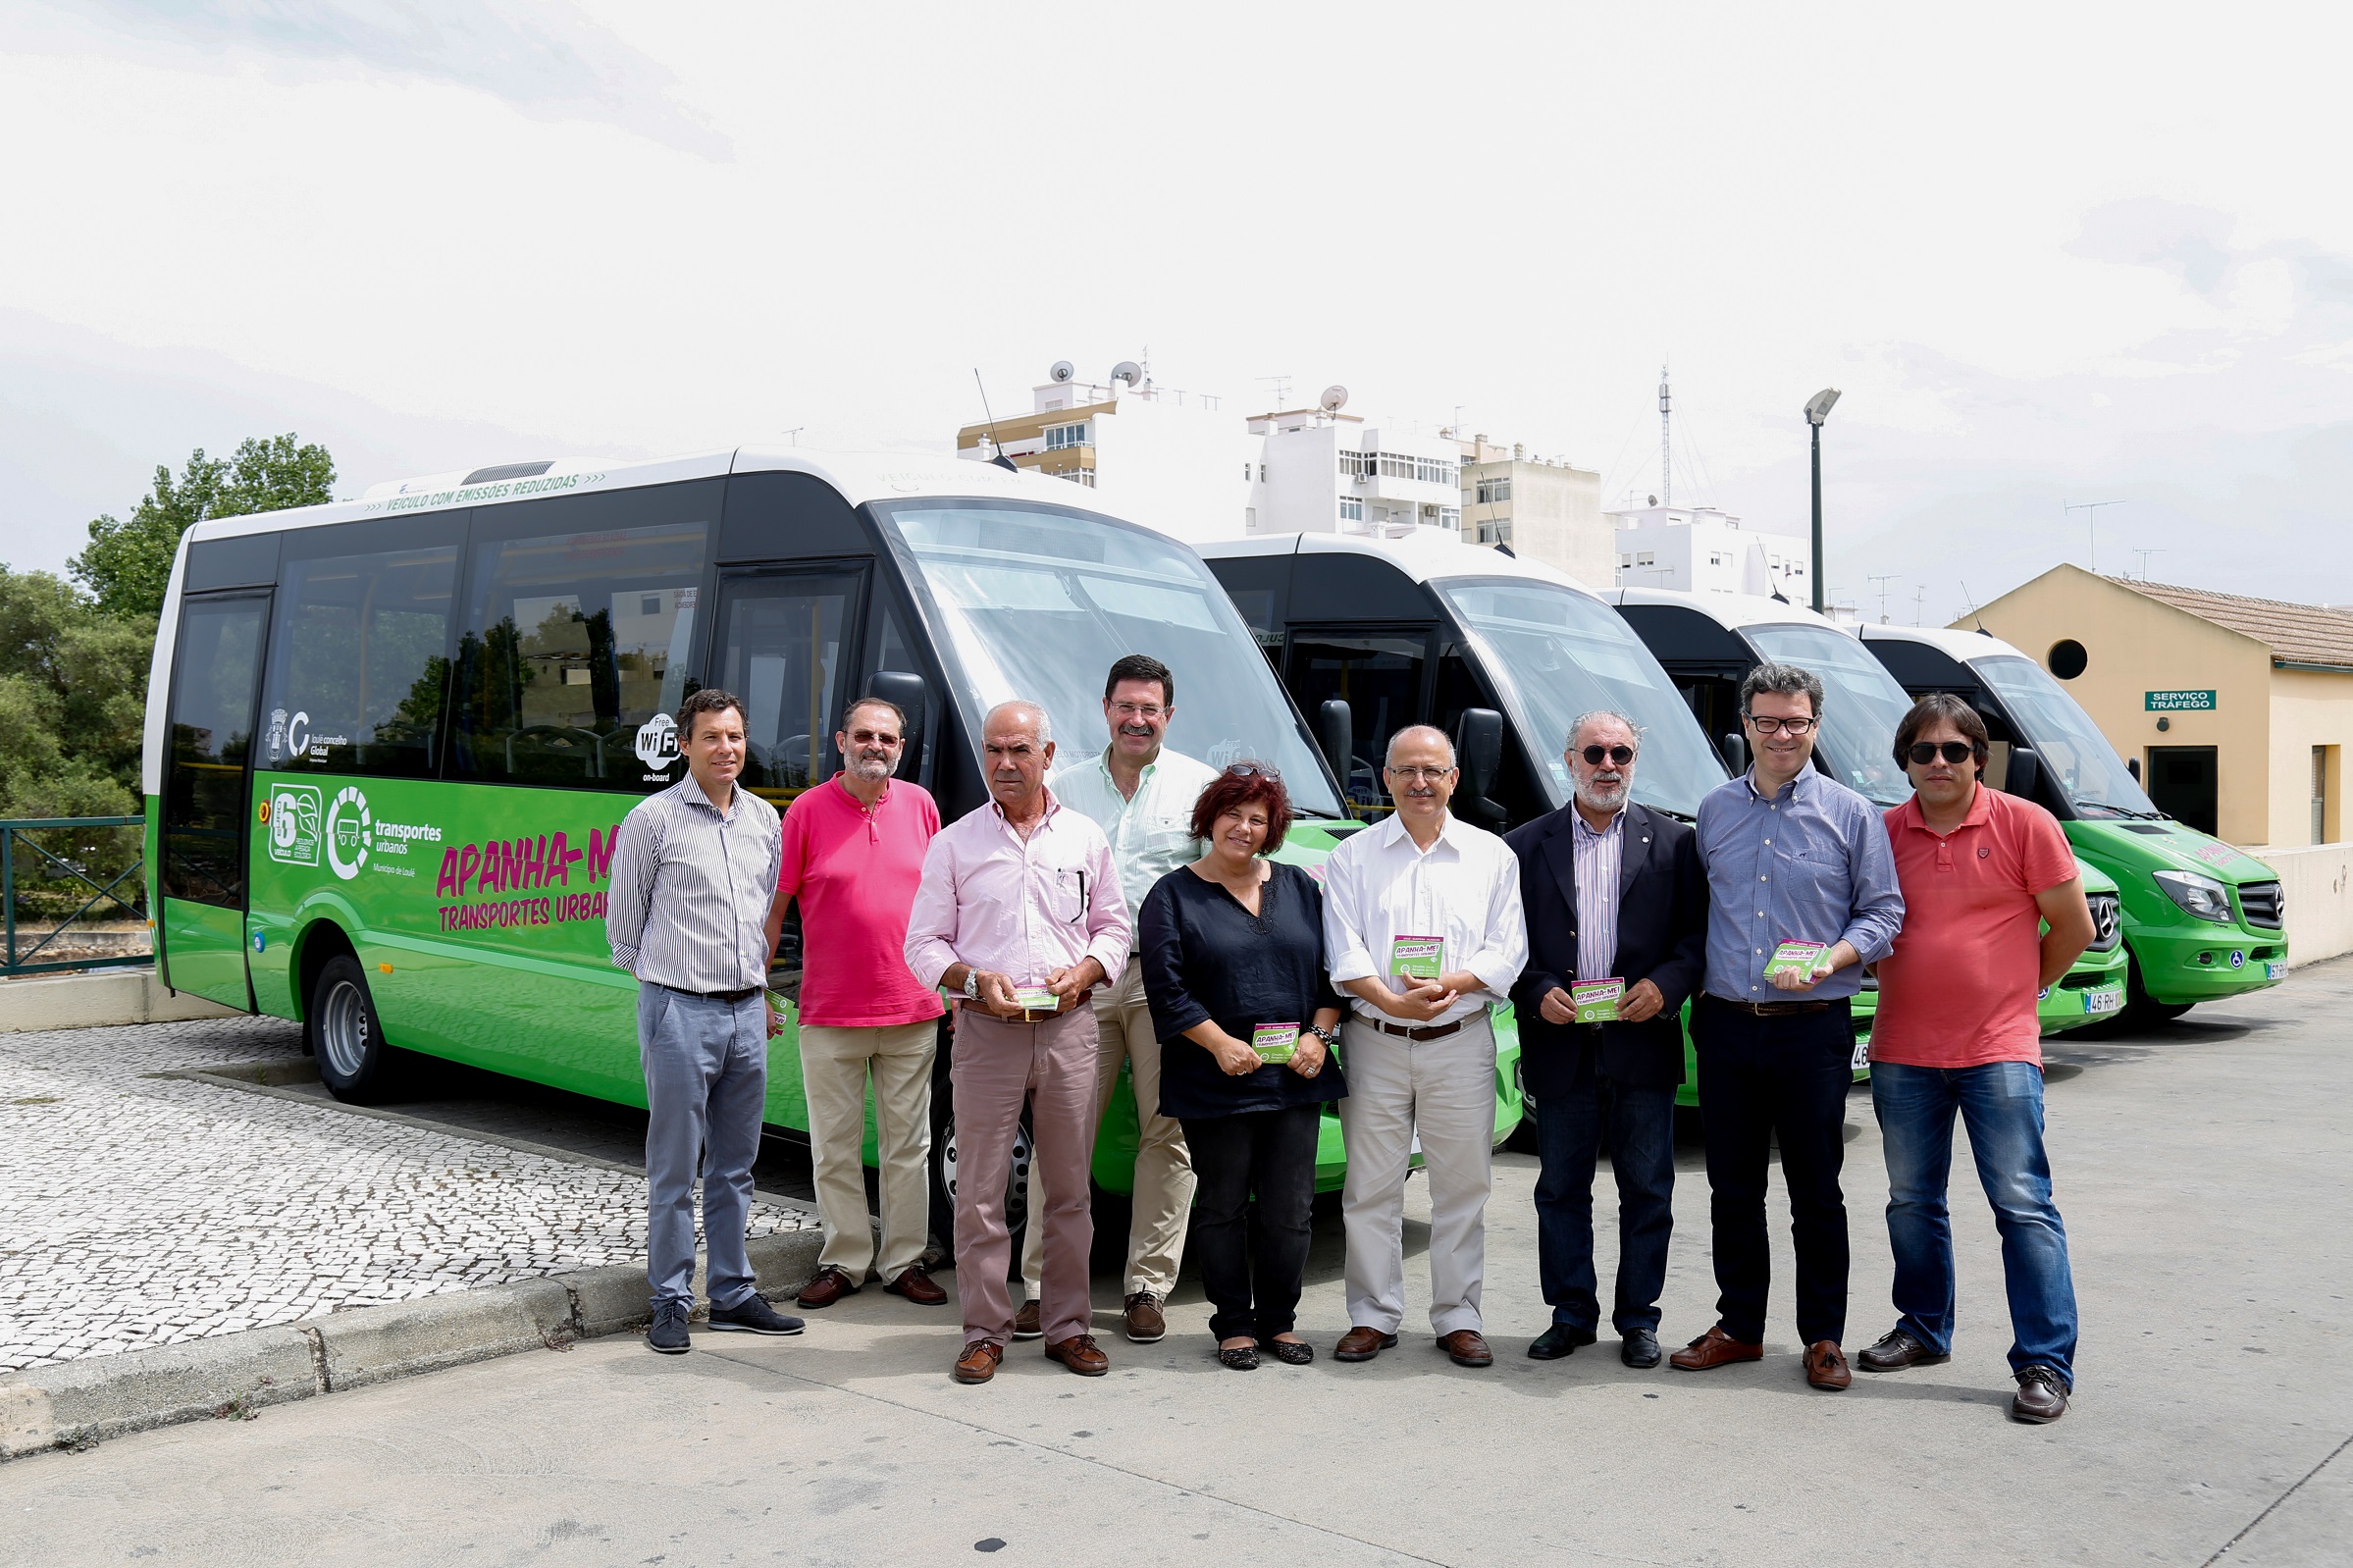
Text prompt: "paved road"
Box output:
[[6, 964, 2351, 1566]]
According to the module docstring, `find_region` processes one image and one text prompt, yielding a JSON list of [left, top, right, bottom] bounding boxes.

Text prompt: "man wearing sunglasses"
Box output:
[[1506, 711, 1706, 1370], [1861, 694, 2092, 1425], [1673, 663, 1903, 1392]]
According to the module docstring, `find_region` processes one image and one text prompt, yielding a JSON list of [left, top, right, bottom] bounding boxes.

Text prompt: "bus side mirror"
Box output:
[[1317, 699, 1352, 803], [2126, 757, 2142, 783], [1453, 706, 1508, 827], [1720, 731, 1748, 776], [2007, 745, 2042, 803], [867, 670, 930, 787]]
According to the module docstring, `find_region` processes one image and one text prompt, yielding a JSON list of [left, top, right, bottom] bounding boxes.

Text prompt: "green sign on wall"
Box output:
[[2146, 690, 2217, 711]]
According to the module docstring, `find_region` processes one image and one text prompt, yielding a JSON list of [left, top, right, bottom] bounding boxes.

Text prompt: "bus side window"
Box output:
[[450, 490, 716, 791]]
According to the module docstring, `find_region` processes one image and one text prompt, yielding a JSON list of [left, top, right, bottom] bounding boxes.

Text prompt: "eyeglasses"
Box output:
[[1746, 714, 1817, 736], [1225, 761, 1281, 780], [1907, 741, 1976, 765], [1578, 745, 1636, 766], [1109, 702, 1167, 720], [844, 727, 903, 747], [1386, 765, 1456, 783]]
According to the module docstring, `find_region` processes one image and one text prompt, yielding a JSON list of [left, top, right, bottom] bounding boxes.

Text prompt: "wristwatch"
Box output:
[[1306, 1024, 1338, 1048], [962, 969, 980, 1000]]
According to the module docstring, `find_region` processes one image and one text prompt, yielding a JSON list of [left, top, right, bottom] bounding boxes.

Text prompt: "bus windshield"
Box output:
[[1972, 654, 2159, 818], [1742, 622, 1914, 807], [1436, 578, 1726, 818], [877, 501, 1345, 817]]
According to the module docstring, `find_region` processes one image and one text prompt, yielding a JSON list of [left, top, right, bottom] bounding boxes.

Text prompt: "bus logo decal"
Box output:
[[635, 713, 679, 772], [267, 784, 323, 867], [325, 786, 374, 880]]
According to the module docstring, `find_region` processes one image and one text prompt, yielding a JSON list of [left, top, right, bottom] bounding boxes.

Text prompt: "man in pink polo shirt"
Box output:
[[1862, 693, 2095, 1425], [766, 696, 948, 1311]]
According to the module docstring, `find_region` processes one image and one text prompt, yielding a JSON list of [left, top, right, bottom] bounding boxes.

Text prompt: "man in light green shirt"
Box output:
[[1018, 653, 1217, 1344]]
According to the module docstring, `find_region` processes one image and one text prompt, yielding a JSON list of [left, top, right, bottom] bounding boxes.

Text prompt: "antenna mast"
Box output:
[[1658, 364, 1672, 508]]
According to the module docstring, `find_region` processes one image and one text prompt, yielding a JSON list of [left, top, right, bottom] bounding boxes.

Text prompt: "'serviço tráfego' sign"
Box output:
[[2145, 690, 2217, 711]]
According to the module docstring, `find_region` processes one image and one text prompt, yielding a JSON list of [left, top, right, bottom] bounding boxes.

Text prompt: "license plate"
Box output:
[[2082, 985, 2124, 1016], [1851, 1035, 1871, 1071], [2266, 961, 2289, 981]]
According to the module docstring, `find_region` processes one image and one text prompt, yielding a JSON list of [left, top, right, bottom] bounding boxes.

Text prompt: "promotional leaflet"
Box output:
[[1252, 1022, 1300, 1064], [1763, 939, 1828, 980], [1012, 985, 1058, 1014], [1389, 936, 1444, 981], [1571, 978, 1625, 1024]]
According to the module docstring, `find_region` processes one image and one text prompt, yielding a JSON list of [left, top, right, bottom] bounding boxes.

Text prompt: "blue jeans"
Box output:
[[639, 983, 768, 1312], [1532, 1049, 1676, 1334], [1871, 1061, 2077, 1385]]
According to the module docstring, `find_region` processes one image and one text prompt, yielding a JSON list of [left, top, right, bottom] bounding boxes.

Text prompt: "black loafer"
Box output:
[[1620, 1328, 1662, 1369], [1528, 1324, 1598, 1360], [1858, 1329, 1949, 1373]]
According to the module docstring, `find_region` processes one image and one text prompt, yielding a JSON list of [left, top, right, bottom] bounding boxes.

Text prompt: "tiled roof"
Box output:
[[2114, 578, 2353, 669]]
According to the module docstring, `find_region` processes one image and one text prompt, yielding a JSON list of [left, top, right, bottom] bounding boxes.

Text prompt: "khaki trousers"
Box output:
[[954, 1007, 1100, 1347], [1020, 958, 1196, 1300], [1337, 1012, 1497, 1337], [799, 1019, 937, 1282]]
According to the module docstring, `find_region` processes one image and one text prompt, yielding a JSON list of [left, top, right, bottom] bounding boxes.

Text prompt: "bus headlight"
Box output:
[[2153, 869, 2232, 924]]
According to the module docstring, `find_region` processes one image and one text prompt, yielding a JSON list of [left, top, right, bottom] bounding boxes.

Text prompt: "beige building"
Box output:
[[1963, 563, 2353, 849], [1452, 436, 1611, 586]]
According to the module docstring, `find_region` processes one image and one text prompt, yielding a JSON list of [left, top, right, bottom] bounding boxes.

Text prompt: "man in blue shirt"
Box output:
[[1670, 663, 1903, 1391]]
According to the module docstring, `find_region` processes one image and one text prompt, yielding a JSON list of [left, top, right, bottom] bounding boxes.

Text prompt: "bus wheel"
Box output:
[[2119, 955, 2194, 1028], [311, 954, 404, 1104], [928, 1096, 1032, 1273]]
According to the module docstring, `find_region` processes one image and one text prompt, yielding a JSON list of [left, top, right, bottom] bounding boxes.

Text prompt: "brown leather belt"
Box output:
[[1704, 995, 1831, 1018], [1363, 1016, 1469, 1042]]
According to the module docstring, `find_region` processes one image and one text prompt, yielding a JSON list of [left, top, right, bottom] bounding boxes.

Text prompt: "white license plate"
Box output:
[[2082, 986, 2124, 1016], [1851, 1035, 1871, 1071], [2266, 961, 2289, 981]]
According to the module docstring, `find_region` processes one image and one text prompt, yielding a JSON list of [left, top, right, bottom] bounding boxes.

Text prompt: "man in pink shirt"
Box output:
[[905, 700, 1129, 1385], [766, 697, 948, 1312], [1862, 693, 2095, 1425]]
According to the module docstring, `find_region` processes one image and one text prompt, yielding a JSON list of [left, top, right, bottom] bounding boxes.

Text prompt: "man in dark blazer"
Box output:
[[1505, 709, 1707, 1369]]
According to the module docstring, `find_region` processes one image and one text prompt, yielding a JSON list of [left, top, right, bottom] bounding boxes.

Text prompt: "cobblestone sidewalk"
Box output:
[[0, 1017, 810, 1374]]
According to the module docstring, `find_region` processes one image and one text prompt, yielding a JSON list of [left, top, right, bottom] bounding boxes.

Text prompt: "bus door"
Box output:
[[160, 591, 270, 1010], [1282, 627, 1433, 815]]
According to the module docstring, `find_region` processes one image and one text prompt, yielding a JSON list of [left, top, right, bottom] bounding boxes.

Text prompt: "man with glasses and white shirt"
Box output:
[[1322, 725, 1526, 1370], [1021, 654, 1216, 1344], [1671, 663, 1903, 1392]]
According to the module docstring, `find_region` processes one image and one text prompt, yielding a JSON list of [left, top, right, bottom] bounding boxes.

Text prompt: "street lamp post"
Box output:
[[1804, 388, 1841, 616]]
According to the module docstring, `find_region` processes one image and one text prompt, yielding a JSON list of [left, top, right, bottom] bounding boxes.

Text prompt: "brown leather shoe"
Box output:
[[1805, 1340, 1852, 1390], [1438, 1330, 1493, 1368], [2012, 1366, 2069, 1423], [1123, 1291, 1167, 1343], [1669, 1326, 1764, 1371], [1045, 1333, 1110, 1377], [1012, 1300, 1044, 1340], [794, 1266, 860, 1309], [1333, 1326, 1399, 1362], [953, 1339, 1003, 1385], [883, 1265, 948, 1306]]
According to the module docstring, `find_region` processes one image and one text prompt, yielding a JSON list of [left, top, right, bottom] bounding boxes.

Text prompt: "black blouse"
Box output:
[[1138, 859, 1347, 1120]]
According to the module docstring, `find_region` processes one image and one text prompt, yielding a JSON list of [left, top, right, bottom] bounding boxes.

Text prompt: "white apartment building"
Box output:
[[1610, 501, 1810, 599], [1244, 408, 1461, 541]]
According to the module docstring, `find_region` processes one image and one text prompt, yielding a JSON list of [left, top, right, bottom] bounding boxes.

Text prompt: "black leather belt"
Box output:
[[1703, 995, 1830, 1018], [662, 983, 761, 1004], [1363, 1017, 1469, 1042]]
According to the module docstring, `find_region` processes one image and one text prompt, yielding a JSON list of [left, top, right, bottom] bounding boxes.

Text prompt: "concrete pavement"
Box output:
[[6, 962, 2351, 1566]]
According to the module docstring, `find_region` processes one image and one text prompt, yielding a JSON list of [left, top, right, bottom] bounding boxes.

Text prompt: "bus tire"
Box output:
[[310, 954, 405, 1104], [2118, 954, 2194, 1028], [927, 1088, 1032, 1277]]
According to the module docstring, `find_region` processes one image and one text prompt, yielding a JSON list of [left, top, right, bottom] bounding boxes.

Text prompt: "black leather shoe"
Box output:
[[1857, 1328, 1950, 1373], [1620, 1328, 1662, 1369], [1528, 1324, 1598, 1360], [2012, 1366, 2069, 1423]]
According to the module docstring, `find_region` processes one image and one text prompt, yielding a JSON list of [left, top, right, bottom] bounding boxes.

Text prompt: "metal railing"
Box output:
[[1, 815, 149, 977]]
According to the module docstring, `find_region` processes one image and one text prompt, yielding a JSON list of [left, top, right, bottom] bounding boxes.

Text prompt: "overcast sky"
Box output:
[[4, 1, 2350, 623]]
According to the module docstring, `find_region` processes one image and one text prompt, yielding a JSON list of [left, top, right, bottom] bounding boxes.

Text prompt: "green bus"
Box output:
[[143, 449, 1523, 1248], [1860, 624, 2284, 1024]]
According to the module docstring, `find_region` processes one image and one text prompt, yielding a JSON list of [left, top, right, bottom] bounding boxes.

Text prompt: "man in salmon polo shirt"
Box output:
[[1861, 693, 2095, 1425], [766, 696, 950, 1311]]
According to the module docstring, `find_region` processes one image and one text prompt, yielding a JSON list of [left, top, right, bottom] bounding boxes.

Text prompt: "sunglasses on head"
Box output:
[[1579, 745, 1636, 766], [1226, 761, 1281, 780], [1907, 741, 1976, 765]]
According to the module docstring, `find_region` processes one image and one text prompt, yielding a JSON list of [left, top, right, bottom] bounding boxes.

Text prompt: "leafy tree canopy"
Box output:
[[70, 434, 335, 619]]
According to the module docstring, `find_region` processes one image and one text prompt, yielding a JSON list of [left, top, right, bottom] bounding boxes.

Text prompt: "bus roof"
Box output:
[[1198, 530, 1605, 598], [1603, 585, 1851, 636], [1857, 622, 2026, 662]]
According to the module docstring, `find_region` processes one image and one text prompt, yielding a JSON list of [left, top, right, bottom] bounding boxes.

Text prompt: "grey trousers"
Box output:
[[639, 983, 768, 1311]]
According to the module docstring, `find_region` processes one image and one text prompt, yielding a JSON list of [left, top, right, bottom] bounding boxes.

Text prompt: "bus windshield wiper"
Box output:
[[2071, 800, 2151, 818]]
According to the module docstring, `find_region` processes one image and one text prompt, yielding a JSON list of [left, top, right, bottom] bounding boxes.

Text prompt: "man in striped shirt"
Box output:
[[606, 687, 805, 1355]]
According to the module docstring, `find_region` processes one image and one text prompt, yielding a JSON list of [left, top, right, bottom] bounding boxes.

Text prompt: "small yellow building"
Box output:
[[1961, 564, 2353, 850]]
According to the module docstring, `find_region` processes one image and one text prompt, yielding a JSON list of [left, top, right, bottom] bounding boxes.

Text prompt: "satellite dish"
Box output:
[[1111, 361, 1144, 390], [1050, 361, 1074, 383], [1320, 385, 1349, 412], [1647, 494, 1658, 506]]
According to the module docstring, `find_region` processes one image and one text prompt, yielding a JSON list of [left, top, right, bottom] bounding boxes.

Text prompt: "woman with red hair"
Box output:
[[1137, 762, 1347, 1370]]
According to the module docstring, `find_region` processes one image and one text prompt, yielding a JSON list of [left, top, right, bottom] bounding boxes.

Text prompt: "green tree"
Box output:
[[71, 434, 335, 619]]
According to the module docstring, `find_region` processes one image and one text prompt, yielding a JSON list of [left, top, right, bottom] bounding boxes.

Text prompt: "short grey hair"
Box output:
[[1741, 661, 1825, 719], [1385, 724, 1455, 767], [983, 700, 1052, 746], [1566, 709, 1641, 752]]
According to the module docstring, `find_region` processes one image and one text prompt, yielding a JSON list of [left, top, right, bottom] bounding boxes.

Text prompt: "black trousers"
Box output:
[[1533, 1043, 1677, 1334], [1179, 1104, 1323, 1341], [1691, 997, 1854, 1347]]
